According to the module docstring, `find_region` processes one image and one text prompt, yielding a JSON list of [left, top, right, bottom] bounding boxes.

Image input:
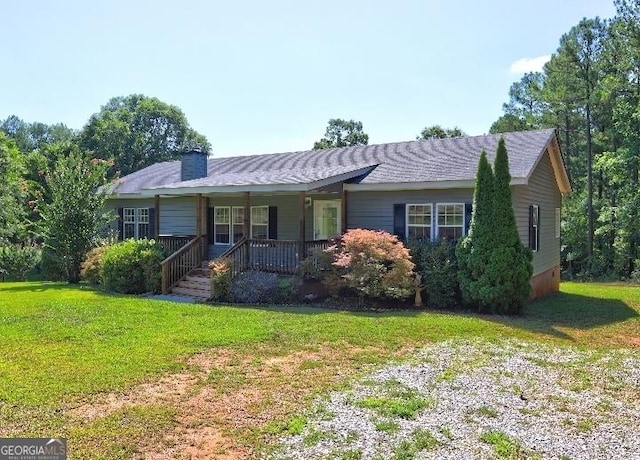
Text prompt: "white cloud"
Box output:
[[509, 55, 551, 74]]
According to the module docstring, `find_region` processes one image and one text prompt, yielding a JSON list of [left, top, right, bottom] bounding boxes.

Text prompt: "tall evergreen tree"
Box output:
[[485, 139, 533, 313], [456, 150, 495, 310]]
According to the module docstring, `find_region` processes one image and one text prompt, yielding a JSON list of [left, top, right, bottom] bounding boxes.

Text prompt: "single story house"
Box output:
[[106, 128, 570, 299]]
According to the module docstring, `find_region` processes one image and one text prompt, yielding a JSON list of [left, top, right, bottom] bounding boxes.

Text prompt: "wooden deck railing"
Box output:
[[248, 239, 299, 274], [157, 235, 194, 255], [303, 239, 330, 257], [160, 236, 203, 294], [218, 237, 249, 278], [214, 238, 332, 280]]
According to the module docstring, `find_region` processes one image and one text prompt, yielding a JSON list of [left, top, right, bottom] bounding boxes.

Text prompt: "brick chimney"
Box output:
[[181, 148, 208, 181]]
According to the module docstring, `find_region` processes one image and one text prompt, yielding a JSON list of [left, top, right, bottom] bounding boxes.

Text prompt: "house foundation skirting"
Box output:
[[529, 265, 560, 300]]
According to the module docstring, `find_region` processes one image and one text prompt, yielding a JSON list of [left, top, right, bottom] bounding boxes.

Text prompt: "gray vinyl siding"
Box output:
[[159, 197, 197, 236], [347, 189, 472, 233], [513, 149, 562, 275], [207, 194, 313, 259]]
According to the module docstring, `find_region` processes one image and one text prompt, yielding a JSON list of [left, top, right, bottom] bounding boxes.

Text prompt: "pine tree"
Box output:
[[456, 150, 495, 310], [485, 138, 533, 313]]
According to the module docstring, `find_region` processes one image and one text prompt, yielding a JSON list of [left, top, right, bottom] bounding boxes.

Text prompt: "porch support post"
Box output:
[[154, 194, 160, 236], [195, 194, 204, 260], [195, 194, 203, 237], [299, 191, 306, 259], [341, 190, 347, 234], [243, 192, 250, 269]]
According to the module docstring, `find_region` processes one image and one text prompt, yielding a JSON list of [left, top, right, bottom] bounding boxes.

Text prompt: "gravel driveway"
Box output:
[[267, 339, 640, 459]]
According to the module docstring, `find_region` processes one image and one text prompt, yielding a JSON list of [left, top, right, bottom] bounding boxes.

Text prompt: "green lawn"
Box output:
[[0, 281, 638, 457]]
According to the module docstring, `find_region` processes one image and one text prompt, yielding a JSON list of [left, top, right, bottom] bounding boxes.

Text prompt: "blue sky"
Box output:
[[1, 0, 616, 157]]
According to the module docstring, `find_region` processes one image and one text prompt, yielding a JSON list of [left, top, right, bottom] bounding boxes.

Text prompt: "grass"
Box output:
[[392, 428, 440, 459], [374, 419, 400, 432], [0, 281, 638, 456], [479, 429, 527, 459], [355, 386, 432, 419]]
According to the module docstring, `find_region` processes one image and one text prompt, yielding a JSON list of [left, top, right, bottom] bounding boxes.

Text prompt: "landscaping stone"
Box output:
[[268, 339, 640, 459]]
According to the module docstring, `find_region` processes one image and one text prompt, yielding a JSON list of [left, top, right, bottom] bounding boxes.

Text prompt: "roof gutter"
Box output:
[[344, 178, 528, 192]]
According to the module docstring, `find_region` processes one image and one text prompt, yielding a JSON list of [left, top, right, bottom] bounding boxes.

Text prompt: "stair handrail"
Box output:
[[215, 237, 248, 279], [160, 235, 203, 294]]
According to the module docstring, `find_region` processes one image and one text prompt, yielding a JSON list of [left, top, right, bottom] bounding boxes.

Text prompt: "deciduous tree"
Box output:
[[79, 94, 210, 176], [0, 133, 28, 244], [313, 118, 369, 149], [417, 125, 465, 140], [38, 143, 115, 283]]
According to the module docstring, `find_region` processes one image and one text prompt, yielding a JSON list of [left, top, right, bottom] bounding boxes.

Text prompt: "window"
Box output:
[[406, 204, 432, 240], [123, 207, 150, 239], [436, 203, 464, 240], [214, 207, 231, 244], [555, 207, 560, 239], [212, 206, 270, 244], [232, 207, 245, 243], [530, 205, 539, 251], [137, 208, 149, 239], [251, 206, 269, 239]]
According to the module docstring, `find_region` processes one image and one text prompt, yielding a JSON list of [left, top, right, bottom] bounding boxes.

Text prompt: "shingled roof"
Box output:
[[112, 128, 570, 196]]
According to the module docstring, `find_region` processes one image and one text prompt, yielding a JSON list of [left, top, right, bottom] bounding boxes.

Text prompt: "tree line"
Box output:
[[0, 95, 210, 281], [490, 0, 640, 279]]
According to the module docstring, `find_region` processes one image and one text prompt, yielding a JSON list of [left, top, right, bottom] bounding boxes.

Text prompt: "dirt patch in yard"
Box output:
[[67, 343, 401, 459]]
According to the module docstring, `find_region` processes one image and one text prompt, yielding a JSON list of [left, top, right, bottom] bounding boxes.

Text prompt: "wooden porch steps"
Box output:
[[170, 263, 211, 300]]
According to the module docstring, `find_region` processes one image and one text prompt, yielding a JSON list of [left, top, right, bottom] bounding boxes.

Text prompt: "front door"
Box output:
[[314, 200, 342, 240]]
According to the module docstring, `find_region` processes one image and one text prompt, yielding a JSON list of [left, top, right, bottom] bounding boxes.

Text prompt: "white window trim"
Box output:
[[435, 203, 465, 240], [555, 207, 560, 239], [213, 206, 231, 246], [231, 206, 245, 244], [532, 205, 539, 252], [212, 205, 270, 244], [123, 207, 149, 240], [250, 205, 269, 239], [406, 203, 434, 240]]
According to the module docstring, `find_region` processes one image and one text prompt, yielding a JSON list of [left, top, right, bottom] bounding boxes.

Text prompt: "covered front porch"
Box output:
[[155, 190, 348, 295]]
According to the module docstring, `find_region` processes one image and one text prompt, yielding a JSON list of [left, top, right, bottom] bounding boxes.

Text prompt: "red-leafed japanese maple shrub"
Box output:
[[303, 229, 415, 300]]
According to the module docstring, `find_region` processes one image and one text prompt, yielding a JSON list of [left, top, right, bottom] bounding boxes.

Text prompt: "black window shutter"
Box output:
[[268, 206, 278, 239], [393, 204, 406, 240], [117, 208, 124, 241], [148, 208, 156, 239], [528, 205, 535, 249], [464, 202, 473, 235], [537, 206, 541, 250], [207, 207, 214, 244]]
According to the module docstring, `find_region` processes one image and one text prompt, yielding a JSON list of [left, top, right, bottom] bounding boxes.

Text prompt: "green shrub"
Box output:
[[276, 276, 298, 303], [408, 239, 459, 309], [80, 245, 110, 285], [631, 260, 640, 284], [0, 245, 41, 281], [303, 229, 415, 300], [209, 257, 233, 301], [100, 239, 164, 294], [300, 243, 346, 297], [40, 246, 67, 281]]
